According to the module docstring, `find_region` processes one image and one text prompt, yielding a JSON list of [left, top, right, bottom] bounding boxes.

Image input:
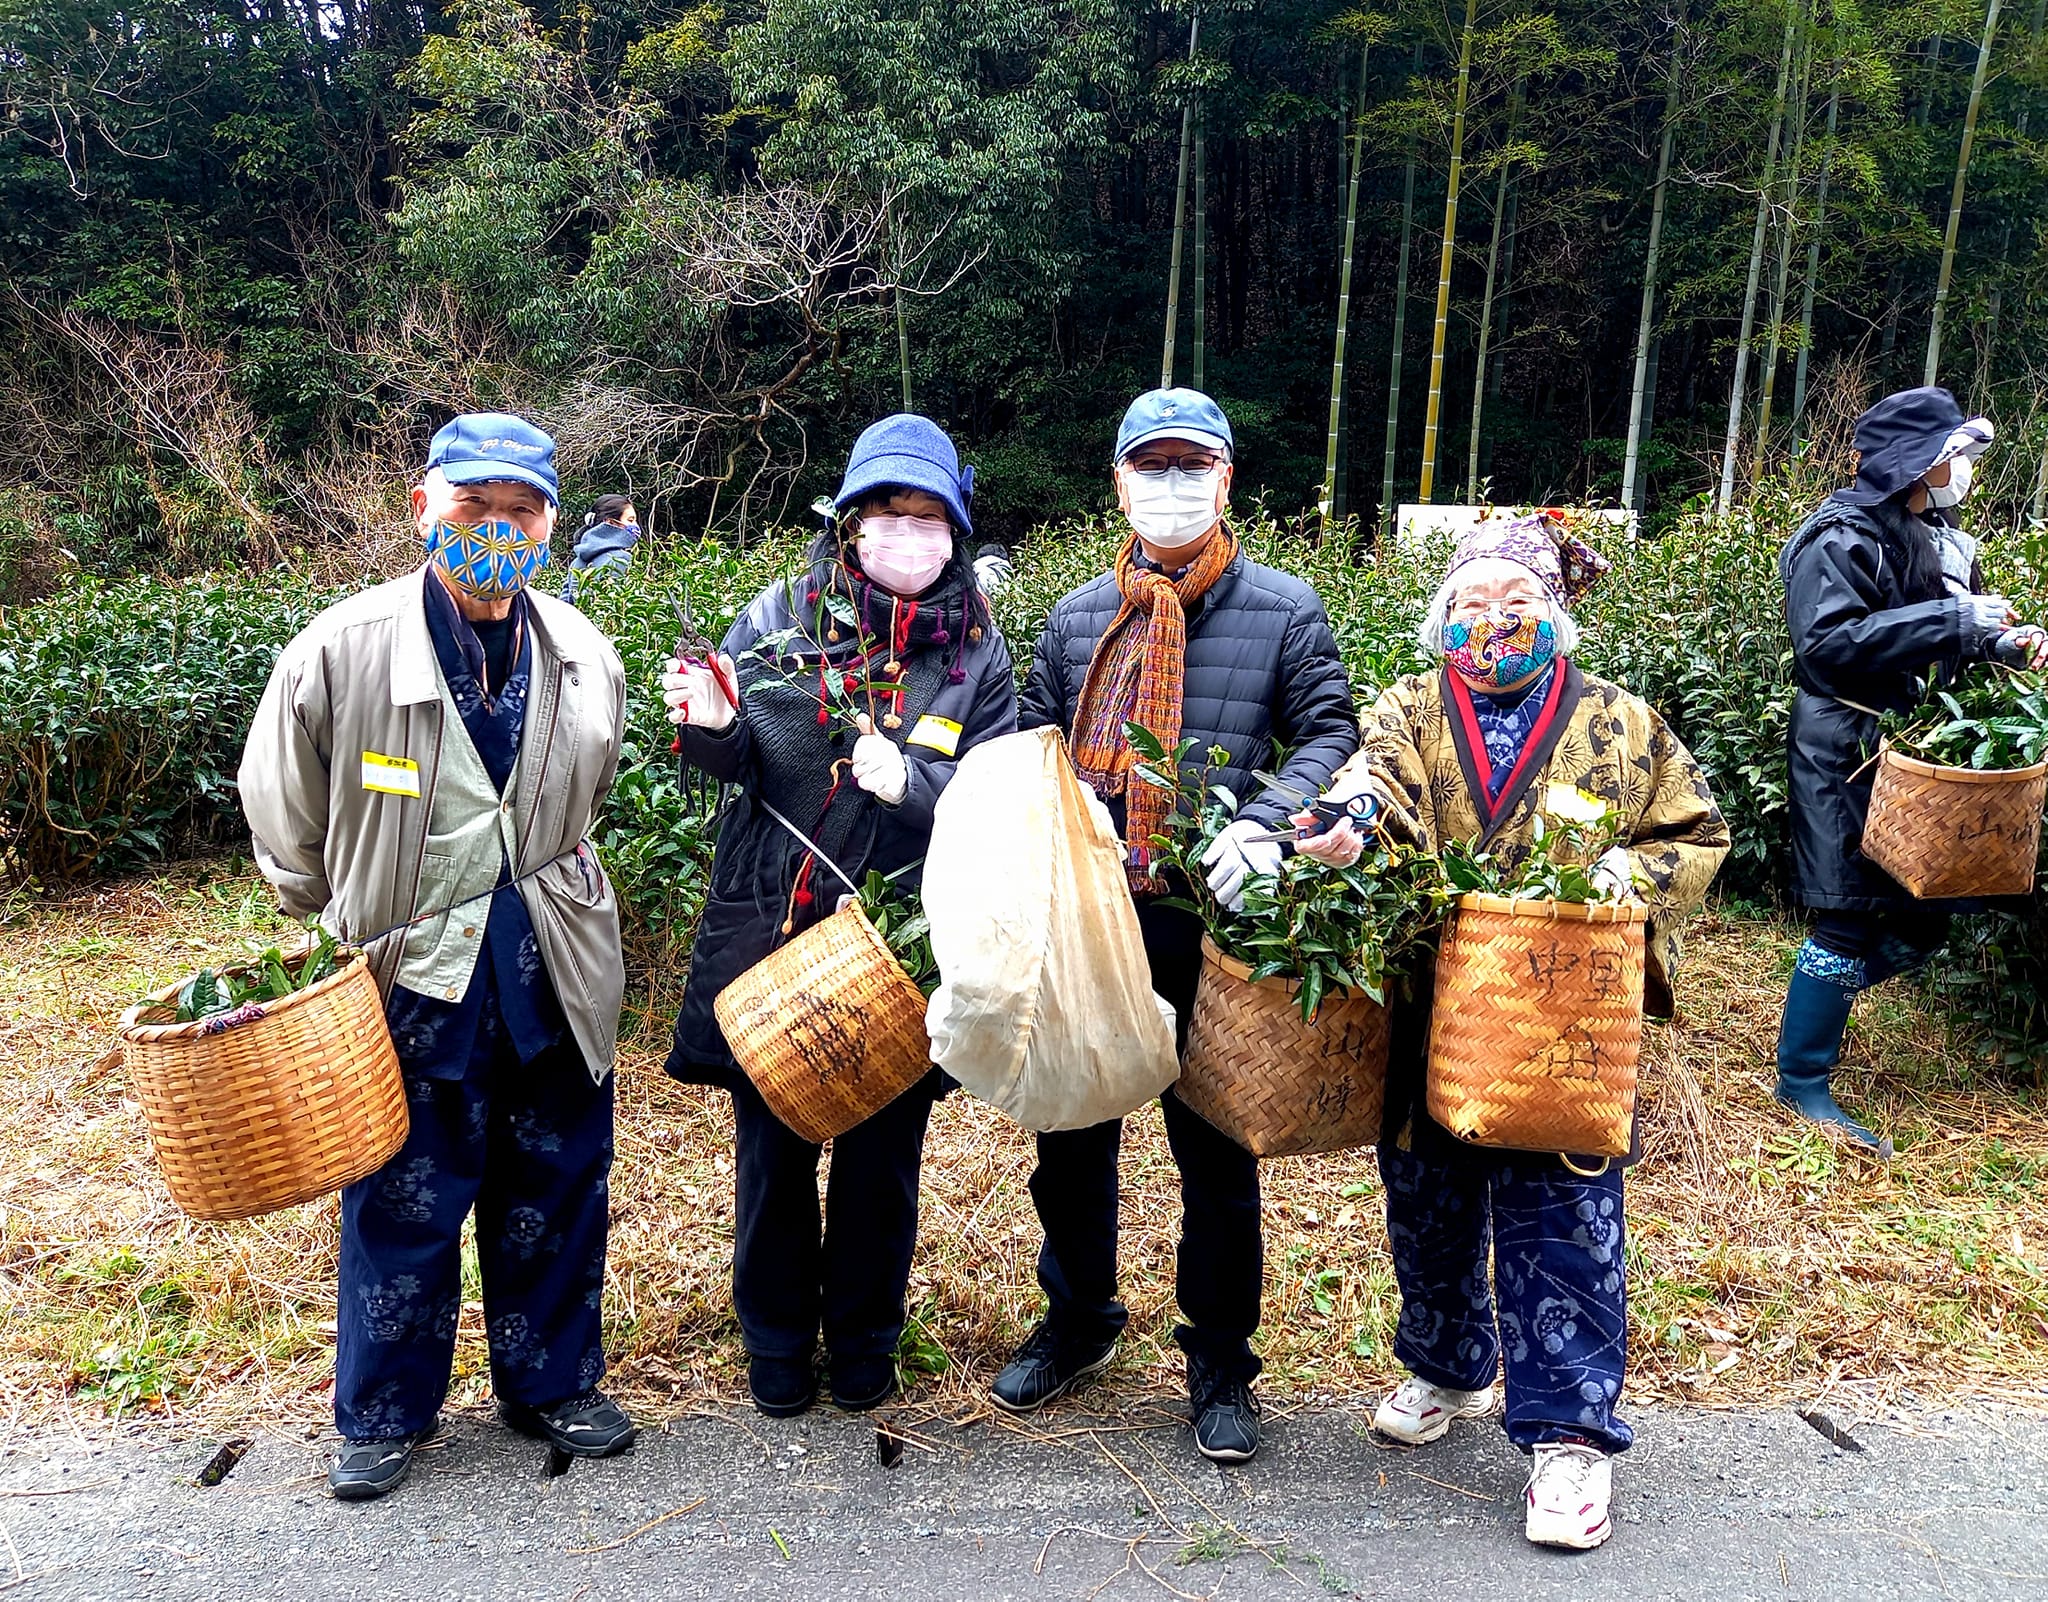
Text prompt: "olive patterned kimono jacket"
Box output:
[[1328, 661, 1732, 1165]]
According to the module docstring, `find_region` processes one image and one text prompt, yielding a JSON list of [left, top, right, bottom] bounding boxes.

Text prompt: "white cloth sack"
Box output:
[[923, 726, 1179, 1131]]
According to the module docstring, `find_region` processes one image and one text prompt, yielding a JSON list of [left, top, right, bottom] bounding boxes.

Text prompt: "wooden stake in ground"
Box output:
[[1716, 0, 1800, 517], [1417, 0, 1478, 505], [1323, 44, 1372, 528], [1621, 46, 1679, 515], [1160, 10, 1202, 390], [1925, 0, 2003, 386], [1381, 41, 1425, 532]]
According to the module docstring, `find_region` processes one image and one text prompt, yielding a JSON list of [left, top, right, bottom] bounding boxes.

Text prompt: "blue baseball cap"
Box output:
[[1114, 387, 1234, 464], [426, 412, 559, 505], [834, 413, 974, 536]]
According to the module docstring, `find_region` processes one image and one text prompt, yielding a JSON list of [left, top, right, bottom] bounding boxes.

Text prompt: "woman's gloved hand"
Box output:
[[1588, 845, 1643, 902], [661, 653, 739, 730], [1201, 819, 1284, 912], [851, 712, 910, 806], [1963, 594, 2018, 654], [1293, 811, 1366, 867], [1994, 625, 2048, 670]]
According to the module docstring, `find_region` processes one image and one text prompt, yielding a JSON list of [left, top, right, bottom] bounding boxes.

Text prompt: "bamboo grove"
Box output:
[[2, 0, 2046, 575]]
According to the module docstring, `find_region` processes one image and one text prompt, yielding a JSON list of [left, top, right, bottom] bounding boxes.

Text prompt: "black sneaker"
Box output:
[[330, 1421, 436, 1502], [498, 1388, 636, 1457], [991, 1322, 1116, 1414], [829, 1355, 898, 1412], [1188, 1355, 1260, 1463], [749, 1355, 819, 1418]]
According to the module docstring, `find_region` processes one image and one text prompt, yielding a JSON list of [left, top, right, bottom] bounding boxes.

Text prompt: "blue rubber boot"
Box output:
[[1774, 952, 1888, 1155]]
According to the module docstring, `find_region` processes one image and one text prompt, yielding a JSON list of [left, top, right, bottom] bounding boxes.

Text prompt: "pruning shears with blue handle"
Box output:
[[1237, 769, 1383, 846]]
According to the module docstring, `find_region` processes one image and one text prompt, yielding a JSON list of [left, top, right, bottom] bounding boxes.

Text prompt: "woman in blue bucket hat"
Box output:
[[659, 415, 1018, 1415]]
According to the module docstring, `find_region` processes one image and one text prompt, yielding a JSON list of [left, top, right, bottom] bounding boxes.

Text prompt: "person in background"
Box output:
[[660, 415, 1018, 1417], [999, 387, 1359, 1464], [1776, 387, 2048, 1154], [562, 493, 641, 605], [240, 413, 633, 1501], [1296, 512, 1729, 1551]]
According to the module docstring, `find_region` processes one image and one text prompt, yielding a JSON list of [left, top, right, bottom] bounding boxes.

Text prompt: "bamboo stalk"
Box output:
[[1160, 11, 1202, 390], [1621, 47, 1680, 515], [1193, 102, 1207, 391], [1323, 46, 1372, 528], [1466, 78, 1522, 504], [891, 204, 912, 410], [1716, 0, 1800, 517], [1925, 0, 2003, 386], [1381, 41, 1424, 531], [1417, 0, 1478, 505], [1788, 86, 1840, 445], [1752, 6, 1814, 482]]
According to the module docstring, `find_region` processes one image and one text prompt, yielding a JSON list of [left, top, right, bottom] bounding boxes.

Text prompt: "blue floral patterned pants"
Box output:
[[334, 1033, 614, 1440], [1380, 1142, 1632, 1454]]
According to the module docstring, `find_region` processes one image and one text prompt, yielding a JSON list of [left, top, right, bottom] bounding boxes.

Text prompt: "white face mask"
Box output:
[[1925, 455, 1973, 509], [856, 513, 953, 595], [1122, 465, 1224, 549]]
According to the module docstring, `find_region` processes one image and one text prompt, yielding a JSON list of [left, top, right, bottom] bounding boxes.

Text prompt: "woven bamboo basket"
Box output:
[[715, 902, 933, 1144], [1860, 739, 2048, 899], [1426, 894, 1645, 1158], [119, 953, 409, 1222], [1179, 939, 1390, 1157]]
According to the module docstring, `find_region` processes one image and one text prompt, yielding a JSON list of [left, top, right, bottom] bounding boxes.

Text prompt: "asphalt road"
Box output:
[[5, 1400, 2045, 1601]]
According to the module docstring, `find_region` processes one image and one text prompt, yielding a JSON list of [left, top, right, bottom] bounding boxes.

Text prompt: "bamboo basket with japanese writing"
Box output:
[[1425, 894, 1645, 1159], [1178, 939, 1389, 1157], [119, 953, 409, 1222], [1860, 739, 2048, 899], [715, 902, 933, 1144]]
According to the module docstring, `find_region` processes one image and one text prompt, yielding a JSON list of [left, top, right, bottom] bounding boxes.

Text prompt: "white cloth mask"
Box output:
[[1926, 454, 1973, 509], [1123, 466, 1224, 549], [857, 514, 953, 595]]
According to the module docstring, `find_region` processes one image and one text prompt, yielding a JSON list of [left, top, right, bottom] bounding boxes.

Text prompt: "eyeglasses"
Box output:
[[1123, 451, 1224, 477]]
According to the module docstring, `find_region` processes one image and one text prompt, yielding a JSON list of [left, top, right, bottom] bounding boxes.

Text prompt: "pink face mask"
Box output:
[[857, 513, 953, 596]]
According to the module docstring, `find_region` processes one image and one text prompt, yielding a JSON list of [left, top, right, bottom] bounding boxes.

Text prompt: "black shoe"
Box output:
[[749, 1355, 819, 1418], [330, 1421, 436, 1502], [991, 1322, 1116, 1415], [830, 1355, 898, 1412], [1188, 1356, 1260, 1464], [498, 1388, 636, 1457]]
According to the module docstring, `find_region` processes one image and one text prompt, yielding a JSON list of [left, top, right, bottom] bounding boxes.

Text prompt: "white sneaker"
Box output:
[[1370, 1373, 1501, 1445], [1524, 1440, 1613, 1550]]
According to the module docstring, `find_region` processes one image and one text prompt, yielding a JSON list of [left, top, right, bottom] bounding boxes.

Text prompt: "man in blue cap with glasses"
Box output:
[[241, 412, 635, 1499], [999, 387, 1358, 1462]]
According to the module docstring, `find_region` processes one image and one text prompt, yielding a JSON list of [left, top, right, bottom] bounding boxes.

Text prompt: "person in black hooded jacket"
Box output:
[[1777, 386, 2047, 1152], [658, 415, 1018, 1416]]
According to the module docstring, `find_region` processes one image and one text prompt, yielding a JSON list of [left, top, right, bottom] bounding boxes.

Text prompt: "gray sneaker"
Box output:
[[330, 1420, 437, 1502]]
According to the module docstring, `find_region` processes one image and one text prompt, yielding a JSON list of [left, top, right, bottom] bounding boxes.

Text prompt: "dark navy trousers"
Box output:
[[1027, 901, 1265, 1381], [729, 1072, 938, 1365], [334, 1018, 613, 1440], [1380, 1141, 1632, 1454]]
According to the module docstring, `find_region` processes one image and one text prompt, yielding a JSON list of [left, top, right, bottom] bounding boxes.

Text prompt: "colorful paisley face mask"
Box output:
[[1442, 607, 1558, 692], [426, 518, 550, 602]]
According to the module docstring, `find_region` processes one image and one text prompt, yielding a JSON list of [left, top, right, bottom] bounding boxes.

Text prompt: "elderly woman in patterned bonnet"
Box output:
[[1295, 512, 1729, 1552]]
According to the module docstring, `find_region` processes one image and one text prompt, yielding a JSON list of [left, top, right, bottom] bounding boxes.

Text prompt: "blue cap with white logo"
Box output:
[[1113, 387, 1235, 465], [426, 412, 560, 505]]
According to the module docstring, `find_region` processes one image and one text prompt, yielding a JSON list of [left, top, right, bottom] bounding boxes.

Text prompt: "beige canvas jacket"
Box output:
[[238, 566, 629, 1081]]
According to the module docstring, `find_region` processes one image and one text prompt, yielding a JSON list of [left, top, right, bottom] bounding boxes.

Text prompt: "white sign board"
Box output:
[[1395, 504, 1637, 549]]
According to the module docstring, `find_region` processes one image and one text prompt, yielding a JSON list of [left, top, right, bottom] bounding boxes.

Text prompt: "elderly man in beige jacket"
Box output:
[[240, 413, 631, 1502]]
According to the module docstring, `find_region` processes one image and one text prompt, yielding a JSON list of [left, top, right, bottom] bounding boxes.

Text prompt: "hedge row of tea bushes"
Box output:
[[4, 501, 2044, 1065]]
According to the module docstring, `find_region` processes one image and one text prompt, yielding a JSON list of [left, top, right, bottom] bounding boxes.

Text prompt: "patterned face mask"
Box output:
[[1443, 607, 1558, 691], [426, 518, 550, 602]]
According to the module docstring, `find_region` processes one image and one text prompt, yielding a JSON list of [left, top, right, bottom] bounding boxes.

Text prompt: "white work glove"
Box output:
[[1201, 819, 1284, 912], [661, 653, 739, 730], [973, 548, 1013, 595], [1994, 624, 2048, 670], [1963, 594, 2016, 654], [851, 712, 910, 806], [1589, 845, 1642, 902]]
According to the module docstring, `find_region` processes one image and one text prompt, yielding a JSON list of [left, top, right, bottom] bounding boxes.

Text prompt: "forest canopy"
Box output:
[[2, 0, 2044, 580]]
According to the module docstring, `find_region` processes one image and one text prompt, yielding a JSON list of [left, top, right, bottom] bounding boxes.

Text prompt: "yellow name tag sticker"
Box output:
[[906, 715, 964, 758], [361, 751, 422, 798]]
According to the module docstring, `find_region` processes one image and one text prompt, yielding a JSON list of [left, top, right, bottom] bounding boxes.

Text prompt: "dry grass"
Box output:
[[4, 861, 2047, 1439]]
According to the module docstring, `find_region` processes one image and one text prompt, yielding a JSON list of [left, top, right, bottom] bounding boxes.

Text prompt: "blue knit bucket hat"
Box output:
[[833, 414, 975, 536]]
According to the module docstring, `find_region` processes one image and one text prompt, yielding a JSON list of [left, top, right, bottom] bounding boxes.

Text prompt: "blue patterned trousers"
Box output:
[[334, 1030, 614, 1440], [1380, 1142, 1632, 1454]]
